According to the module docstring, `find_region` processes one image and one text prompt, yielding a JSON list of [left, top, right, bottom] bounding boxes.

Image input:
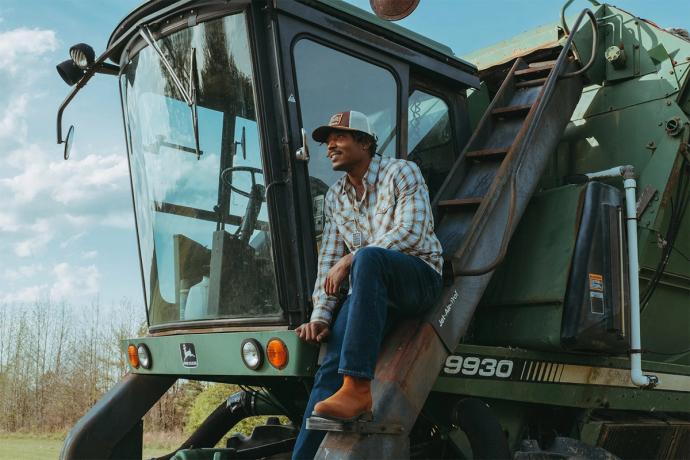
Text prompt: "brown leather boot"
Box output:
[[313, 375, 373, 422]]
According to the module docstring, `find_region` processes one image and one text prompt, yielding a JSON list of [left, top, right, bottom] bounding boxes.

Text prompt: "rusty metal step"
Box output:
[[438, 197, 484, 209], [514, 65, 554, 79], [491, 104, 532, 117], [529, 59, 557, 67], [515, 77, 547, 88], [465, 147, 509, 161]]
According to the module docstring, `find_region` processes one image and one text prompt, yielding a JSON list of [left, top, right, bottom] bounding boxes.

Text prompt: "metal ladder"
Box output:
[[312, 10, 596, 459]]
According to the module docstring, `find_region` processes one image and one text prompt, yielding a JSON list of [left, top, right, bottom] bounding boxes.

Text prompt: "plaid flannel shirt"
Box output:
[[310, 155, 443, 325]]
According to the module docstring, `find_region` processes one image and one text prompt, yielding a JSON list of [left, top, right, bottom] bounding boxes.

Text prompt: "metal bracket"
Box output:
[[636, 185, 657, 219], [306, 416, 404, 434]]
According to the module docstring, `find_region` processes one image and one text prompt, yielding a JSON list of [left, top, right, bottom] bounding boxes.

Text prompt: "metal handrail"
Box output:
[[561, 0, 601, 35], [454, 8, 598, 276]]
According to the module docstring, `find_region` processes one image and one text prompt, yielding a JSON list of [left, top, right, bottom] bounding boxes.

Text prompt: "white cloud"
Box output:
[[59, 231, 86, 249], [49, 263, 101, 300], [0, 211, 19, 231], [0, 263, 101, 304], [1, 151, 128, 205], [100, 211, 134, 229], [2, 264, 44, 282], [0, 284, 47, 303], [0, 27, 58, 75], [13, 218, 55, 257], [0, 93, 28, 140], [81, 250, 98, 260]]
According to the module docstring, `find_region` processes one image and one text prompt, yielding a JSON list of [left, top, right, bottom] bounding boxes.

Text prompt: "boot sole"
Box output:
[[311, 410, 373, 423]]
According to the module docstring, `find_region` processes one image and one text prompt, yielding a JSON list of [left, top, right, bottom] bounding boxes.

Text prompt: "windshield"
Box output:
[[121, 13, 282, 326]]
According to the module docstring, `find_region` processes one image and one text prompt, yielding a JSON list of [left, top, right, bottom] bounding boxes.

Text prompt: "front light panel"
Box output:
[[241, 338, 263, 370]]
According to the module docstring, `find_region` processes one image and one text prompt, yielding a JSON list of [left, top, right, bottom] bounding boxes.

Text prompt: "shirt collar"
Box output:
[[339, 154, 382, 194]]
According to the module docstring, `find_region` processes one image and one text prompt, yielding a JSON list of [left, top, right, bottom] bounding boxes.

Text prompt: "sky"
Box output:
[[0, 0, 688, 321]]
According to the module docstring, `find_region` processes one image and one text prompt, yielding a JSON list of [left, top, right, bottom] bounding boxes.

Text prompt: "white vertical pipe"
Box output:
[[584, 166, 659, 388], [623, 172, 658, 388]]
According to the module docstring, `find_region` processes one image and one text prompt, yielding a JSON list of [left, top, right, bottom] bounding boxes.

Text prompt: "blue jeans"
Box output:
[[292, 247, 442, 460]]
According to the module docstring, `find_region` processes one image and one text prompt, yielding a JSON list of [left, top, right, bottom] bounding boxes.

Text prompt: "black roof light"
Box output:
[[56, 59, 85, 86], [69, 43, 95, 69]]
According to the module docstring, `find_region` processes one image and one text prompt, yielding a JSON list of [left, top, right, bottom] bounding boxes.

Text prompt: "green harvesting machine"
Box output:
[[55, 0, 690, 458]]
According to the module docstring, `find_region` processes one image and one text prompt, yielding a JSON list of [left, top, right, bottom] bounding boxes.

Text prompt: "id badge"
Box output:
[[352, 231, 363, 249]]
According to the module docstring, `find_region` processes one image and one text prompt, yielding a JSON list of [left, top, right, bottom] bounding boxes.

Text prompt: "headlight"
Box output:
[[69, 43, 95, 69], [241, 339, 263, 370], [56, 59, 85, 86], [137, 344, 152, 369]]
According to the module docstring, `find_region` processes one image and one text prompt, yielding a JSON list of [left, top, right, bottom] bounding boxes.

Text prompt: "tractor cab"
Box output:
[[99, 0, 479, 333]]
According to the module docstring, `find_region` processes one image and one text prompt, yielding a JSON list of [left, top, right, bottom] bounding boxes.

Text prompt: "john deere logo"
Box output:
[[180, 343, 198, 368]]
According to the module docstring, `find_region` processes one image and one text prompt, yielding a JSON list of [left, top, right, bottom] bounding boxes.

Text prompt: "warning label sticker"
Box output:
[[588, 273, 604, 292]]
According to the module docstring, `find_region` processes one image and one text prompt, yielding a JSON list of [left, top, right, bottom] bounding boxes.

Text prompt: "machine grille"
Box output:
[[598, 421, 690, 459]]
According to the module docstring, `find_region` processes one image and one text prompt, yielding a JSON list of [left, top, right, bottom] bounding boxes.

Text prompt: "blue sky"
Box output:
[[0, 0, 688, 319]]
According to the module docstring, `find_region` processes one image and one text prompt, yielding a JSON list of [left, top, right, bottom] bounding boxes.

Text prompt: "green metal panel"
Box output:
[[465, 83, 490, 133], [122, 330, 319, 377], [482, 185, 583, 307], [474, 186, 582, 350], [431, 344, 690, 413], [473, 303, 564, 350]]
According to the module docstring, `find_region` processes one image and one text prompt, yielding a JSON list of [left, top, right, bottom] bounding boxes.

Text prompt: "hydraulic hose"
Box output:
[[154, 390, 270, 460]]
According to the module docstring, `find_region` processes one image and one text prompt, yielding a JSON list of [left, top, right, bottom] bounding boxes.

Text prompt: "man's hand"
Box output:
[[325, 253, 353, 296], [296, 321, 330, 344]]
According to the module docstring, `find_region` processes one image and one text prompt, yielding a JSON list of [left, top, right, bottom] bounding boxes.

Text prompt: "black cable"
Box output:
[[237, 384, 286, 415], [640, 154, 690, 312]]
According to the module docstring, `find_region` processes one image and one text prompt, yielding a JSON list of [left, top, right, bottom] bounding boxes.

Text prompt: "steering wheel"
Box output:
[[220, 166, 264, 198]]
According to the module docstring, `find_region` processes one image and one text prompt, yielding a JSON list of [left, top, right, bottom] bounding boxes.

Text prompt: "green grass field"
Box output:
[[0, 434, 173, 460]]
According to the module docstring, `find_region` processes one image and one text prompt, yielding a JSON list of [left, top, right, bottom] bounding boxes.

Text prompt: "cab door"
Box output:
[[275, 6, 409, 314]]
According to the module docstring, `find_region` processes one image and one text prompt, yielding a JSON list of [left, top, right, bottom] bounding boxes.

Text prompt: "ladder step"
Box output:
[[465, 147, 509, 161], [514, 65, 554, 78], [491, 104, 532, 117], [515, 77, 547, 88], [438, 197, 484, 208], [528, 60, 557, 69]]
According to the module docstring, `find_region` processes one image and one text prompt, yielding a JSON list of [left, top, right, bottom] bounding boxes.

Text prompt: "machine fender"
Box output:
[[60, 373, 176, 460]]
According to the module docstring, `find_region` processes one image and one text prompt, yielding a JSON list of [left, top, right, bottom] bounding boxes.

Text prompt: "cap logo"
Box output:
[[329, 113, 343, 126]]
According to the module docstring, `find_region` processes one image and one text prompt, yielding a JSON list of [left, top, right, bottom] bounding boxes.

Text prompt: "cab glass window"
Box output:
[[407, 89, 454, 199], [293, 38, 398, 236]]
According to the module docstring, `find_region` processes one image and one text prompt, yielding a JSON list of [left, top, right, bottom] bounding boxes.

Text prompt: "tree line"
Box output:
[[0, 299, 242, 441]]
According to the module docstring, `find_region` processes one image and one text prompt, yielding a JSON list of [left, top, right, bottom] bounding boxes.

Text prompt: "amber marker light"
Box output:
[[127, 344, 140, 368], [266, 338, 288, 369]]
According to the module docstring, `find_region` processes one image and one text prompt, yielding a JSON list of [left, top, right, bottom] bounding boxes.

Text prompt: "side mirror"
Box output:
[[370, 0, 420, 20], [64, 125, 75, 160]]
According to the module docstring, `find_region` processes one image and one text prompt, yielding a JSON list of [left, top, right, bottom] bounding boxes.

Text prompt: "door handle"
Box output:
[[295, 128, 310, 162]]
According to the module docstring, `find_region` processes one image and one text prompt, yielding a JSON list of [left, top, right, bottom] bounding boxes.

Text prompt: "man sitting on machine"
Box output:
[[293, 110, 444, 459]]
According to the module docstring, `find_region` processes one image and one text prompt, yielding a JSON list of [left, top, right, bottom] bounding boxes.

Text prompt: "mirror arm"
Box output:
[[56, 50, 120, 145]]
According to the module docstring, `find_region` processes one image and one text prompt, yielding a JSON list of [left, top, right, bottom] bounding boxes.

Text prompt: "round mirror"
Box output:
[[64, 125, 75, 160], [369, 0, 420, 21]]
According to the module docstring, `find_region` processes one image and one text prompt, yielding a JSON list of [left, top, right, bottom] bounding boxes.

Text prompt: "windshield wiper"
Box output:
[[140, 26, 201, 159]]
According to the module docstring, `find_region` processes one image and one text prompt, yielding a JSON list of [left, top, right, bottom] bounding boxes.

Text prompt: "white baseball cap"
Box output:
[[312, 110, 375, 142]]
